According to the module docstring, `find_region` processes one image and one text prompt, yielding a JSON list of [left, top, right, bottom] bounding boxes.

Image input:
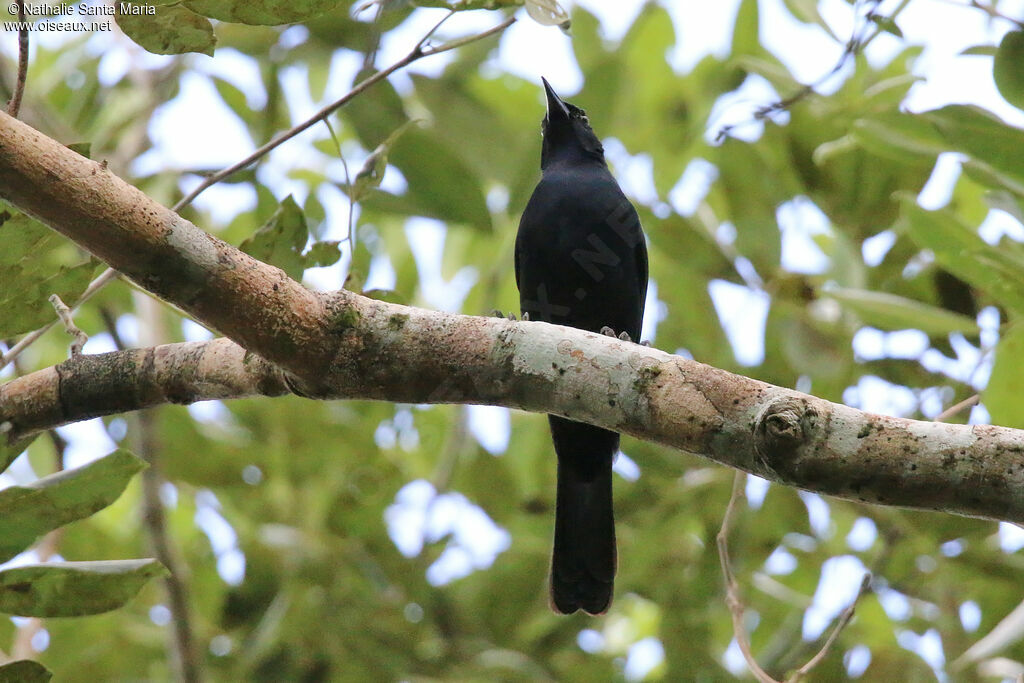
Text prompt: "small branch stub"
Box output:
[[48, 294, 88, 359]]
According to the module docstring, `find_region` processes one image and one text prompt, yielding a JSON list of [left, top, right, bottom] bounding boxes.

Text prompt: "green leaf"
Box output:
[[116, 3, 216, 56], [303, 4, 382, 50], [350, 120, 421, 203], [710, 131, 800, 271], [960, 45, 998, 57], [307, 59, 330, 103], [239, 196, 308, 281], [184, 0, 335, 25], [345, 239, 372, 292], [0, 435, 38, 476], [0, 209, 98, 337], [851, 113, 946, 161], [899, 198, 1024, 315], [732, 0, 760, 57], [823, 288, 979, 335], [781, 0, 837, 39], [607, 4, 695, 196], [863, 74, 924, 109], [66, 142, 91, 158], [868, 14, 903, 38], [410, 74, 530, 188], [305, 192, 327, 237], [0, 660, 52, 683], [304, 241, 342, 269], [341, 69, 407, 148], [985, 322, 1024, 428], [0, 559, 167, 617], [0, 449, 146, 563], [925, 105, 1024, 193], [994, 31, 1024, 111], [386, 129, 493, 231], [211, 76, 254, 122], [524, 0, 570, 32]]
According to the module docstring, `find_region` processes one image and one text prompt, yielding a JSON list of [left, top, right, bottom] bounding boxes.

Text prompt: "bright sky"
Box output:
[[3, 0, 1024, 676]]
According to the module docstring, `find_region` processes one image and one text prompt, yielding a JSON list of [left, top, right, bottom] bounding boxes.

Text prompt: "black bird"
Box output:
[[515, 78, 648, 615]]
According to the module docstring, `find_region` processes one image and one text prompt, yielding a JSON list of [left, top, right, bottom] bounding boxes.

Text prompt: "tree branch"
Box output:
[[6, 0, 28, 118], [2, 111, 1024, 526], [137, 407, 203, 683], [0, 339, 287, 437]]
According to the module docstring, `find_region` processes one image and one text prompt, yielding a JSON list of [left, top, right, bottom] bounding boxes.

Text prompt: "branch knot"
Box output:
[[753, 396, 818, 475]]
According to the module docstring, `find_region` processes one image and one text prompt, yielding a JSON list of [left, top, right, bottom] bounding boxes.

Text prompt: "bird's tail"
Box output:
[[548, 416, 617, 615]]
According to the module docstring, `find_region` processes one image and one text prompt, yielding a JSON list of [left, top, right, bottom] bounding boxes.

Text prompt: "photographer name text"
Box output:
[[9, 2, 155, 16]]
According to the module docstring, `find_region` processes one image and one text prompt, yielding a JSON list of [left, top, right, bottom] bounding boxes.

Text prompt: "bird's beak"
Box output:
[[542, 77, 571, 123]]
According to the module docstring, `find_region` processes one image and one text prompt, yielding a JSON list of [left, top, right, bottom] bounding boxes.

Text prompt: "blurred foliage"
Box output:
[[3, 0, 1024, 680], [0, 449, 159, 681]]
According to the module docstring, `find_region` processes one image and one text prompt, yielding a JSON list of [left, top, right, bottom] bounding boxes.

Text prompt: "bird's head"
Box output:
[[540, 77, 604, 169]]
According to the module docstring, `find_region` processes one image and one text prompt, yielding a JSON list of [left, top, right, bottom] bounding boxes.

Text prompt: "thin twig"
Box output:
[[934, 394, 979, 423], [789, 573, 872, 681], [0, 14, 514, 371], [716, 0, 912, 140], [7, 0, 28, 117], [175, 11, 506, 210], [718, 472, 873, 681], [717, 471, 781, 683], [960, 0, 1024, 27], [48, 294, 88, 358], [322, 117, 355, 249], [359, 0, 386, 71]]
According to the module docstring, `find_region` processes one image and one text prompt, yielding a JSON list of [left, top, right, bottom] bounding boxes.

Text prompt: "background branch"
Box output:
[[174, 13, 512, 209], [109, 303, 202, 683], [717, 471, 779, 683], [6, 0, 27, 117]]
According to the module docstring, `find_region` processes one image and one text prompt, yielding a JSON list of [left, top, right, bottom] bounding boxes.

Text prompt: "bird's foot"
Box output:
[[492, 310, 530, 321], [600, 326, 633, 342]]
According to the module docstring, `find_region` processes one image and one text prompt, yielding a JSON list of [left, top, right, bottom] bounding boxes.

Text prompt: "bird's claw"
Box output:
[[492, 309, 518, 321], [641, 340, 651, 347], [600, 326, 634, 343]]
